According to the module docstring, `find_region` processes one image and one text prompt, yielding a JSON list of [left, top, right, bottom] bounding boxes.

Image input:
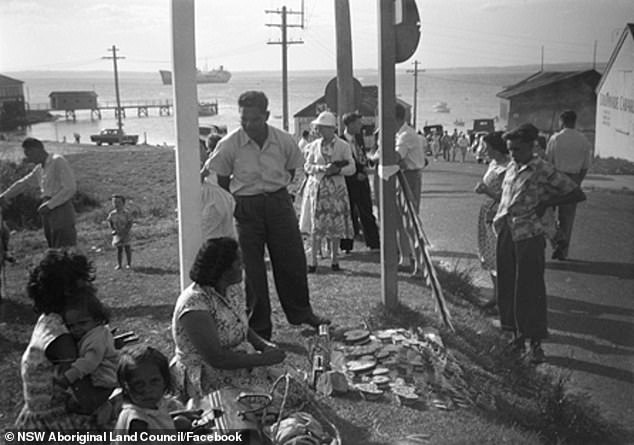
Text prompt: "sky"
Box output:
[[0, 0, 632, 73]]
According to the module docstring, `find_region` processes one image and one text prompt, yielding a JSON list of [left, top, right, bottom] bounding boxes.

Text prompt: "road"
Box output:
[[418, 161, 634, 431]]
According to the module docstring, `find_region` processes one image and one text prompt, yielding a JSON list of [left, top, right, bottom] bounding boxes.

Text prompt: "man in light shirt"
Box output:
[[209, 91, 330, 341], [394, 103, 427, 272], [546, 110, 592, 260], [0, 138, 77, 247]]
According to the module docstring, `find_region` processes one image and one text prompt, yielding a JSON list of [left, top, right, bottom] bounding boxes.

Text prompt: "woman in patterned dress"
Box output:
[[299, 111, 355, 272], [170, 237, 286, 400], [474, 132, 509, 309], [15, 249, 100, 433]]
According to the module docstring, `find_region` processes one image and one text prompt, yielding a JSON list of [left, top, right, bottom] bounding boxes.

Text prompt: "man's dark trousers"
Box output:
[[234, 188, 312, 340], [342, 175, 379, 250]]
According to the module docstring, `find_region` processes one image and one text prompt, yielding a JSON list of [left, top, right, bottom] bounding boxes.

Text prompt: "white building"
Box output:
[[595, 24, 634, 161]]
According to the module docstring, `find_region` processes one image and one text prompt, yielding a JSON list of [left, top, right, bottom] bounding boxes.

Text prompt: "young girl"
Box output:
[[107, 194, 133, 270], [56, 289, 119, 415], [114, 345, 179, 438]]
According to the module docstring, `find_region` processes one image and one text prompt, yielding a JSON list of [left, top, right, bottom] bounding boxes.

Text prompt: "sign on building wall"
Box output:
[[595, 31, 634, 161]]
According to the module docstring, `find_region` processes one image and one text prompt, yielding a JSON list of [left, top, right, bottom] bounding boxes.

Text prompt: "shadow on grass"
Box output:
[[548, 295, 634, 348], [547, 332, 633, 357], [362, 291, 627, 445], [133, 266, 180, 275], [546, 355, 634, 384]]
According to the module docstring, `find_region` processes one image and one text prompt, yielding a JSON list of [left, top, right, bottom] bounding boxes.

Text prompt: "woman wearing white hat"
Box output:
[[299, 111, 355, 272]]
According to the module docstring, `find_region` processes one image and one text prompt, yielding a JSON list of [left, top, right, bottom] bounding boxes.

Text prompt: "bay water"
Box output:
[[16, 68, 532, 146]]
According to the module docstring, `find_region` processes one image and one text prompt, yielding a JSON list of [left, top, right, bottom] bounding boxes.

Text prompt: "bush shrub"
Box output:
[[0, 159, 100, 230]]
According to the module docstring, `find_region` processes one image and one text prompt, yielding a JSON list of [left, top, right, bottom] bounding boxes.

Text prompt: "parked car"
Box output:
[[90, 128, 138, 146]]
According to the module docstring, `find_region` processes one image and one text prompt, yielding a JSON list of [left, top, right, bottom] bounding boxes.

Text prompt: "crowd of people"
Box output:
[[1, 91, 592, 437]]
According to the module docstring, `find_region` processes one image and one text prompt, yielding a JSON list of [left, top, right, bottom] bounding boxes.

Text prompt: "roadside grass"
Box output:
[[589, 156, 634, 175], [0, 146, 627, 444]]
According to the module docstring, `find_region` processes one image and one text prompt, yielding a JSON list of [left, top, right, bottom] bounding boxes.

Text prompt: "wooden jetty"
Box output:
[[28, 99, 174, 121]]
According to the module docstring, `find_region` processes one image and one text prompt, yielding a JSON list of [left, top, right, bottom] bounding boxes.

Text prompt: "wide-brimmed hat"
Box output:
[[311, 111, 337, 127]]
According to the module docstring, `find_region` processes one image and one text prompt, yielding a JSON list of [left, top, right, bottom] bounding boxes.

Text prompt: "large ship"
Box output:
[[159, 66, 231, 85]]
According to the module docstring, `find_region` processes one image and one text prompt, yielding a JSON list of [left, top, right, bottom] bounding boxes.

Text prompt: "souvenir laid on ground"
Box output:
[[391, 385, 420, 406], [431, 398, 451, 410], [371, 375, 391, 386], [346, 359, 377, 373], [343, 341, 382, 357], [380, 344, 401, 354], [355, 383, 383, 401], [343, 329, 370, 344], [374, 349, 391, 360], [332, 326, 471, 411]]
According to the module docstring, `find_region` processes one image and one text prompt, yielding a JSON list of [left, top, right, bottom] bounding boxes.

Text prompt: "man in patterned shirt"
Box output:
[[493, 123, 585, 364]]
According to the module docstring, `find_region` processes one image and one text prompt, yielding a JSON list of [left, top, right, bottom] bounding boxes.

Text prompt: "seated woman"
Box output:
[[170, 237, 286, 400], [15, 249, 100, 432]]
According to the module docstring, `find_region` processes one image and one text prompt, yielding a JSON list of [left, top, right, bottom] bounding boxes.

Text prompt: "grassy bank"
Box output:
[[0, 144, 626, 444]]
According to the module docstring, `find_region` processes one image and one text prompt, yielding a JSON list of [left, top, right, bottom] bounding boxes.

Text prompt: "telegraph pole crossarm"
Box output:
[[406, 60, 423, 130], [265, 6, 304, 131]]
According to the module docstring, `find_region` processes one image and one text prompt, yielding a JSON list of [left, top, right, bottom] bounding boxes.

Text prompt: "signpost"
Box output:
[[377, 0, 421, 307], [171, 0, 202, 290]]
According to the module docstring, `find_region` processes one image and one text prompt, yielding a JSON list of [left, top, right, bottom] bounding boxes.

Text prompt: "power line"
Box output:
[[266, 5, 304, 131], [102, 45, 125, 136]]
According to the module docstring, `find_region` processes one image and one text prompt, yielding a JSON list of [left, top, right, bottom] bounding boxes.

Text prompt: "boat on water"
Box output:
[[198, 102, 218, 116], [433, 101, 450, 113], [159, 66, 231, 85], [454, 119, 465, 126]]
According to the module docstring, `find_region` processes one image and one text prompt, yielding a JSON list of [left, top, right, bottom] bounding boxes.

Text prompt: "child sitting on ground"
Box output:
[[107, 194, 133, 270], [114, 345, 182, 438], [55, 288, 119, 419]]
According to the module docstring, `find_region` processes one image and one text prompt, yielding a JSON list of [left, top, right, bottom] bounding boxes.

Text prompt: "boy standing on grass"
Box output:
[[107, 195, 133, 270], [494, 123, 585, 364]]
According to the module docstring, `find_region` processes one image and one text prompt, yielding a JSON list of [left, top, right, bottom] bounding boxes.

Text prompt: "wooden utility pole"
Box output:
[[407, 60, 421, 129], [170, 0, 202, 290], [334, 0, 355, 127], [102, 45, 125, 142], [592, 40, 598, 70], [266, 6, 304, 131], [378, 0, 399, 307], [540, 45, 544, 71]]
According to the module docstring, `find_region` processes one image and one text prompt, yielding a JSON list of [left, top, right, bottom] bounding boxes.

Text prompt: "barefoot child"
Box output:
[[114, 346, 180, 439], [55, 289, 119, 416], [107, 194, 133, 270]]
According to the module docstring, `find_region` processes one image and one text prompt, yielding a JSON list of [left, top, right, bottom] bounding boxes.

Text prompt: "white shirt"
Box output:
[[1, 153, 76, 209], [546, 128, 592, 174], [201, 165, 236, 240], [395, 123, 426, 170]]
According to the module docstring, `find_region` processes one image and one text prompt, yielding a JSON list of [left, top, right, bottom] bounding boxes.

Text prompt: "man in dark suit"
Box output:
[[339, 112, 380, 253]]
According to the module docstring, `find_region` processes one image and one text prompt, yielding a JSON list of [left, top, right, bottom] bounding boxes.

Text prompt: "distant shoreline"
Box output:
[[4, 62, 607, 78]]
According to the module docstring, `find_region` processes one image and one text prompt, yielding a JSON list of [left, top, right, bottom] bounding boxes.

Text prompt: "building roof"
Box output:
[[294, 85, 410, 118], [0, 74, 24, 86], [596, 23, 634, 93], [497, 69, 601, 99], [49, 91, 98, 97]]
